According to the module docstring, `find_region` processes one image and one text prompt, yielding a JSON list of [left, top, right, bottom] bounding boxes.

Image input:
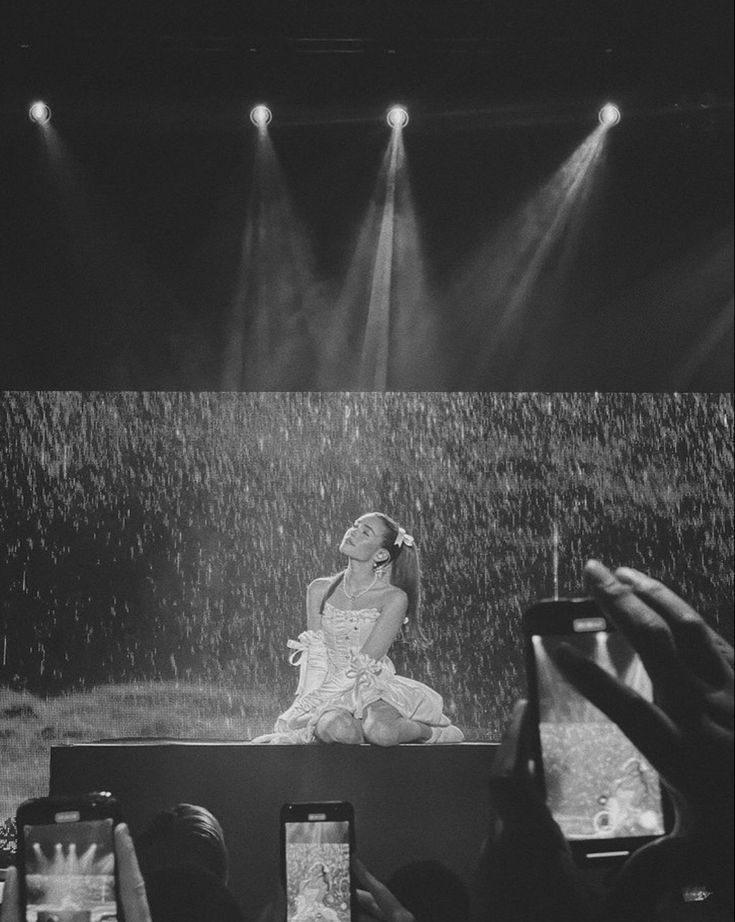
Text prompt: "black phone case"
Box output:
[[280, 801, 357, 920], [15, 792, 123, 917], [522, 599, 671, 865]]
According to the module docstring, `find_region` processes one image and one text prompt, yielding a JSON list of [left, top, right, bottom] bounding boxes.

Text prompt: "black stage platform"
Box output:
[[51, 740, 499, 913]]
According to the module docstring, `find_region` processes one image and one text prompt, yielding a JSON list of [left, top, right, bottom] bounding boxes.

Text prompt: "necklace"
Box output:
[[342, 570, 378, 600]]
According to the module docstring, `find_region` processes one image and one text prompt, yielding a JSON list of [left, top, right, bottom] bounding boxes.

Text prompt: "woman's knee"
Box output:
[[315, 710, 363, 744], [362, 711, 402, 747]]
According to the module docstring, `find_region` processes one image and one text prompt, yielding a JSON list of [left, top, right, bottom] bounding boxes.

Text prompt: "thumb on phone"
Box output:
[[0, 866, 21, 922], [115, 823, 153, 922]]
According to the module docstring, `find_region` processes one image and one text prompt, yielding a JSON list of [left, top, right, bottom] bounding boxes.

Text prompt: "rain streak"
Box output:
[[0, 392, 732, 750]]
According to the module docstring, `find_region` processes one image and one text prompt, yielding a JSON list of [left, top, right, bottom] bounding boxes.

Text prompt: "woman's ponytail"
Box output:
[[374, 513, 430, 648]]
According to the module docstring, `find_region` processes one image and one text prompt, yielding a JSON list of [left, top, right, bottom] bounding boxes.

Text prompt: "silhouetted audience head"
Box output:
[[135, 802, 229, 884], [143, 863, 244, 922]]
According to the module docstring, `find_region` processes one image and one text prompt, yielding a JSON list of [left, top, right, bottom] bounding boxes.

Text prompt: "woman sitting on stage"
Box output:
[[256, 512, 463, 746]]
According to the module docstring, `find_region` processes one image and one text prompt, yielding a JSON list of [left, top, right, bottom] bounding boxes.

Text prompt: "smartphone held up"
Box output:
[[15, 792, 122, 922], [524, 598, 670, 863], [281, 801, 356, 922]]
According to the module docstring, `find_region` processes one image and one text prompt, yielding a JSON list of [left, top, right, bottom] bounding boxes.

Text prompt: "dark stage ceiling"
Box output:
[[4, 1, 733, 107]]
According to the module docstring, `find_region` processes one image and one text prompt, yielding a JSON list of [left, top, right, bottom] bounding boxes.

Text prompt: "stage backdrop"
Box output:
[[1, 392, 733, 828]]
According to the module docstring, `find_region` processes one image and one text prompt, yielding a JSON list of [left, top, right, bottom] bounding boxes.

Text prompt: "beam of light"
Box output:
[[321, 126, 434, 389], [674, 296, 734, 387], [358, 133, 399, 388], [450, 124, 609, 387], [222, 127, 315, 389], [386, 106, 409, 129], [34, 123, 194, 387], [595, 229, 733, 388], [598, 103, 621, 127], [29, 101, 52, 125], [494, 127, 606, 338], [313, 146, 393, 388], [385, 136, 439, 388], [249, 105, 272, 129], [26, 840, 115, 908]]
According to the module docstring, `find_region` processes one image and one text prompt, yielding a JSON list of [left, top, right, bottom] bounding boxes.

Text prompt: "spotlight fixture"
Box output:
[[29, 101, 51, 125], [386, 106, 409, 129], [250, 104, 272, 128], [598, 103, 621, 127]]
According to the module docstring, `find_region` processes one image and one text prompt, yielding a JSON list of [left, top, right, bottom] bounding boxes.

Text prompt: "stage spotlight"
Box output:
[[250, 105, 272, 128], [386, 106, 409, 129], [598, 103, 621, 127], [29, 101, 51, 125]]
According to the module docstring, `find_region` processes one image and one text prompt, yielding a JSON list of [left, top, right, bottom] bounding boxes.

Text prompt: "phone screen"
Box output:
[[284, 815, 352, 922], [21, 816, 117, 921], [532, 627, 666, 843]]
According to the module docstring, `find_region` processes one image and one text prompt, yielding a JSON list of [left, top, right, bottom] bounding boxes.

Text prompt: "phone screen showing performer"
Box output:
[[524, 599, 668, 860], [282, 802, 354, 922], [20, 816, 117, 921]]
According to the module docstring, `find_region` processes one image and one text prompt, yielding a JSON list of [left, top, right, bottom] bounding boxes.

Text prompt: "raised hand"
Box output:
[[554, 560, 734, 918], [474, 700, 594, 922], [353, 857, 415, 922]]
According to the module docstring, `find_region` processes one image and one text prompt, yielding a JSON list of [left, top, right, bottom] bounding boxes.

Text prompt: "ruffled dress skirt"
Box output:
[[253, 602, 454, 744]]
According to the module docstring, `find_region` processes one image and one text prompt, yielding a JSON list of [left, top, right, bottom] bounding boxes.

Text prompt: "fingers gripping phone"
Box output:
[[524, 599, 671, 863], [280, 802, 356, 922], [16, 792, 122, 922]]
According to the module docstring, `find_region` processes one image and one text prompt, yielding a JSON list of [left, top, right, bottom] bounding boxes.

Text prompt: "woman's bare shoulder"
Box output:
[[307, 576, 334, 598], [306, 577, 335, 629], [381, 584, 408, 609]]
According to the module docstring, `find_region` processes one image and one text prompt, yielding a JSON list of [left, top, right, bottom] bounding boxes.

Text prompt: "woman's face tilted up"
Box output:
[[339, 514, 389, 565]]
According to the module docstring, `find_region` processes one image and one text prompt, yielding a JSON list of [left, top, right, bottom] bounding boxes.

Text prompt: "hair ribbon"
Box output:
[[394, 527, 415, 548]]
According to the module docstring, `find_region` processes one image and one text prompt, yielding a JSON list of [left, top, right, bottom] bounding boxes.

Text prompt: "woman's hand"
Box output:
[[1, 823, 152, 922]]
